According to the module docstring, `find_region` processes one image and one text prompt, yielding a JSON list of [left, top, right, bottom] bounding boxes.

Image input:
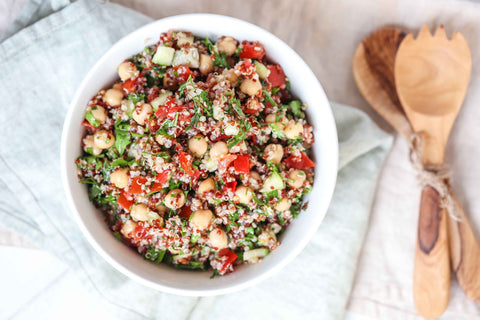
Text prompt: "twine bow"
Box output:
[[408, 133, 461, 221]]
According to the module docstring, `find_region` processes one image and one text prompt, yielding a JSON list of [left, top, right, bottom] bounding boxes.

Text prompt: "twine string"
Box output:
[[408, 133, 461, 221]]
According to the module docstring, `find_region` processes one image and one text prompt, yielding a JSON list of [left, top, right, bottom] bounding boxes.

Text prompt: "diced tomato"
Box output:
[[217, 248, 238, 273], [179, 151, 195, 176], [223, 180, 237, 193], [132, 223, 152, 243], [218, 154, 237, 172], [151, 170, 170, 192], [173, 66, 193, 83], [179, 205, 193, 220], [211, 134, 230, 142], [239, 43, 266, 60], [267, 64, 286, 88], [129, 177, 147, 194], [81, 120, 98, 130], [118, 190, 134, 210], [284, 152, 315, 169], [122, 77, 137, 92], [234, 155, 250, 174], [192, 170, 202, 184]]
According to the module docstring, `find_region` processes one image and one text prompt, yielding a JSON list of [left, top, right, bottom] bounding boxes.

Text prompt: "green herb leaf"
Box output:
[[128, 93, 146, 105], [262, 90, 278, 107], [289, 100, 302, 118], [145, 246, 166, 263], [85, 111, 100, 127]]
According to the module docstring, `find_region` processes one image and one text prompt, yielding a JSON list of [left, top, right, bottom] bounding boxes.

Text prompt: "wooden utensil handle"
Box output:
[[414, 185, 450, 318], [447, 184, 480, 301]]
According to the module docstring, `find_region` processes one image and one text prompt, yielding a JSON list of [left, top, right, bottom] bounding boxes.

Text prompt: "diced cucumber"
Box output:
[[146, 210, 161, 225], [244, 248, 269, 263], [150, 91, 172, 110], [152, 46, 175, 66], [172, 48, 200, 68], [254, 61, 270, 79], [177, 33, 194, 47], [261, 172, 285, 193], [125, 99, 135, 117], [213, 104, 225, 120], [172, 253, 190, 262]]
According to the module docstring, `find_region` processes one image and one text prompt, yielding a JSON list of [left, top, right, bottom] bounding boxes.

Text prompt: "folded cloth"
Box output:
[[0, 0, 392, 319]]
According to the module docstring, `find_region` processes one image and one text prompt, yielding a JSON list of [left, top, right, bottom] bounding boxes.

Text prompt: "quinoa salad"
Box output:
[[76, 30, 315, 276]]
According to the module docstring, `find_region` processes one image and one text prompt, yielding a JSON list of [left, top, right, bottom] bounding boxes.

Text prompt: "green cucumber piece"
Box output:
[[261, 172, 285, 193], [244, 248, 269, 263], [152, 46, 175, 66], [254, 61, 270, 79], [150, 91, 172, 111]]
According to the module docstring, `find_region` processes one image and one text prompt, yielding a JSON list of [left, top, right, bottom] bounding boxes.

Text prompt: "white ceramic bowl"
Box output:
[[61, 14, 338, 296]]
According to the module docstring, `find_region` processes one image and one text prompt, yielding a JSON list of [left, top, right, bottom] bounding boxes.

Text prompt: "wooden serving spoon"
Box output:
[[353, 26, 480, 311], [395, 25, 472, 318]]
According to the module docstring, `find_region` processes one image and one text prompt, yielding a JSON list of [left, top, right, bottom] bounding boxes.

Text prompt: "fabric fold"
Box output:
[[0, 1, 392, 319]]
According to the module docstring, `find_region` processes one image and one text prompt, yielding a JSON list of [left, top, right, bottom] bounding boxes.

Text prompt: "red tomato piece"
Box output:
[[284, 152, 315, 169], [173, 66, 193, 83], [132, 223, 152, 243], [122, 77, 137, 92], [179, 205, 193, 220], [239, 43, 266, 60], [151, 170, 170, 192], [81, 120, 98, 130], [223, 180, 237, 193], [267, 64, 286, 88], [129, 177, 147, 194], [218, 154, 237, 172], [218, 248, 238, 273], [179, 151, 194, 176], [118, 190, 134, 210], [234, 155, 250, 174]]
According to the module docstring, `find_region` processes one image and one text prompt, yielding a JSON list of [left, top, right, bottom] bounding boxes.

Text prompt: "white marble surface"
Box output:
[[2, 0, 480, 319]]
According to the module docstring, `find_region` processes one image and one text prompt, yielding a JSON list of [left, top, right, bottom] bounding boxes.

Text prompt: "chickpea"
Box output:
[[93, 129, 115, 149], [234, 186, 253, 204], [263, 144, 284, 164], [199, 54, 213, 75], [275, 198, 291, 212], [224, 69, 239, 86], [156, 204, 169, 215], [284, 120, 304, 139], [210, 141, 228, 161], [120, 220, 137, 237], [216, 36, 237, 56], [198, 178, 216, 195], [287, 170, 306, 189], [258, 229, 276, 247], [248, 171, 262, 190], [118, 61, 139, 81], [110, 168, 129, 189], [131, 204, 149, 221], [103, 88, 123, 107], [132, 103, 152, 126], [90, 105, 107, 123], [208, 228, 228, 249], [112, 83, 123, 91], [265, 113, 287, 125], [188, 135, 208, 157], [240, 78, 262, 96], [190, 209, 213, 231], [164, 189, 186, 210], [82, 135, 102, 156]]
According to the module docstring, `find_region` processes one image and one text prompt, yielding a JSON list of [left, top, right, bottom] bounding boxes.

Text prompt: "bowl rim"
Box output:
[[61, 13, 338, 296]]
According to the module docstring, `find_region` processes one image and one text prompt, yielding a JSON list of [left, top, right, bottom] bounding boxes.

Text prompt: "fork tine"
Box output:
[[434, 26, 447, 40], [417, 24, 432, 40]]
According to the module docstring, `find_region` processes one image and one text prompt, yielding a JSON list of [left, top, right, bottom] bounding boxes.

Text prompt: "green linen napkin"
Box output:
[[0, 0, 392, 319]]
